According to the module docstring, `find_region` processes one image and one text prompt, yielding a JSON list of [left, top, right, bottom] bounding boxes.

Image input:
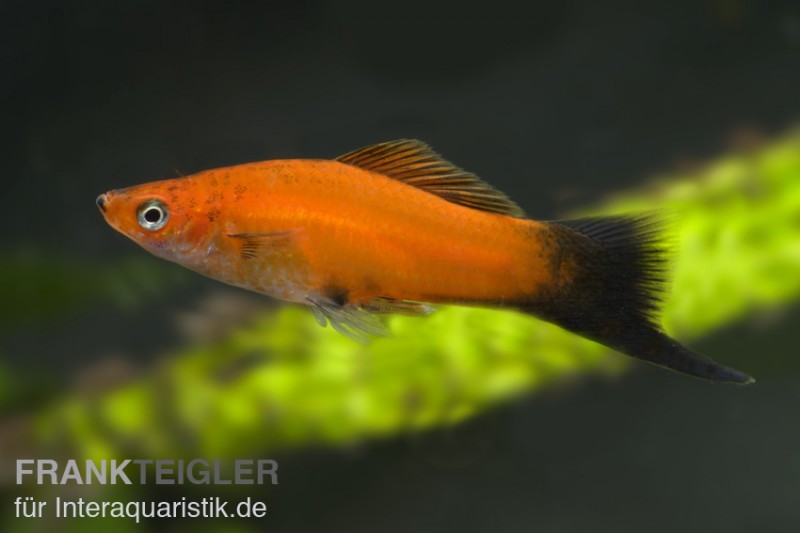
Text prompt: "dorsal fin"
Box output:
[[335, 139, 527, 218]]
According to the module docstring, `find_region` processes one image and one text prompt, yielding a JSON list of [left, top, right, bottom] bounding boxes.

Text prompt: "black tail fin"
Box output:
[[527, 214, 753, 384]]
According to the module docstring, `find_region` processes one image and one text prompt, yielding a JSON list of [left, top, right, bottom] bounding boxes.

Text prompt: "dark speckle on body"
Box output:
[[325, 286, 350, 306], [234, 184, 247, 200]]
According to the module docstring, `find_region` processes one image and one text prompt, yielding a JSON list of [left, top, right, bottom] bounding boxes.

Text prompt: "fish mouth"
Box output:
[[96, 193, 108, 213]]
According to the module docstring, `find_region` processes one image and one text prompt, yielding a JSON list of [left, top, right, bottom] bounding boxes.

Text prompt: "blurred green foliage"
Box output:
[[587, 135, 800, 339], [37, 307, 619, 460], [0, 251, 188, 334], [6, 133, 800, 466]]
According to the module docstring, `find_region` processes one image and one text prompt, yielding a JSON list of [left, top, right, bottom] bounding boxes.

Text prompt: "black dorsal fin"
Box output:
[[335, 139, 527, 218]]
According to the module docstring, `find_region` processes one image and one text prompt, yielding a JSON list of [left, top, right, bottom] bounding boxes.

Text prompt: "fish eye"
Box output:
[[136, 200, 169, 231]]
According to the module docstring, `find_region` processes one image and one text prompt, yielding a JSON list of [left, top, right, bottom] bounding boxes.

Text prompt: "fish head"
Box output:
[[96, 178, 212, 263]]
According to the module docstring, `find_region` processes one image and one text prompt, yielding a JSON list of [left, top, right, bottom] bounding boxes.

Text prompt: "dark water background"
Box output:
[[2, 1, 800, 531]]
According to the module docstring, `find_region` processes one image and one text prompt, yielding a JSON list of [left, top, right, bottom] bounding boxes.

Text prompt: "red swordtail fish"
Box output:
[[96, 139, 753, 384]]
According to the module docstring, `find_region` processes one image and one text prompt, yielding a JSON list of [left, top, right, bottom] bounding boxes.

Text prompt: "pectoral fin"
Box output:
[[228, 229, 302, 260]]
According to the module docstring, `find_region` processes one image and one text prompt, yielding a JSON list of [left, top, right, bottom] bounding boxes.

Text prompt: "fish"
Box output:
[[97, 139, 753, 384]]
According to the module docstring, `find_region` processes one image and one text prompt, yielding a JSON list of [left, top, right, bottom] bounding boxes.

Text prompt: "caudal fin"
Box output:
[[527, 214, 753, 384]]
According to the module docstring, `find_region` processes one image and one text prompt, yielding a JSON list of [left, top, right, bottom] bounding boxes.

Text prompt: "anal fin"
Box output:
[[360, 297, 435, 317]]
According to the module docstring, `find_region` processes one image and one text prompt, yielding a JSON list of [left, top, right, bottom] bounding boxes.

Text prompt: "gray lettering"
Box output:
[[133, 459, 152, 484], [235, 460, 254, 484], [85, 460, 107, 484], [187, 459, 209, 484], [61, 460, 82, 484], [38, 459, 58, 484], [16, 459, 34, 485], [110, 459, 132, 484], [213, 460, 231, 485], [258, 460, 278, 485], [155, 460, 175, 484]]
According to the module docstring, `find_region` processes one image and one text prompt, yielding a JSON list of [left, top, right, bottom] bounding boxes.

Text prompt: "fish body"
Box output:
[[103, 160, 550, 306], [98, 139, 753, 383]]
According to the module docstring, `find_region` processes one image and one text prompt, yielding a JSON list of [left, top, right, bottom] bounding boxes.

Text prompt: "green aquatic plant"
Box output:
[[20, 132, 800, 461], [583, 137, 800, 340]]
